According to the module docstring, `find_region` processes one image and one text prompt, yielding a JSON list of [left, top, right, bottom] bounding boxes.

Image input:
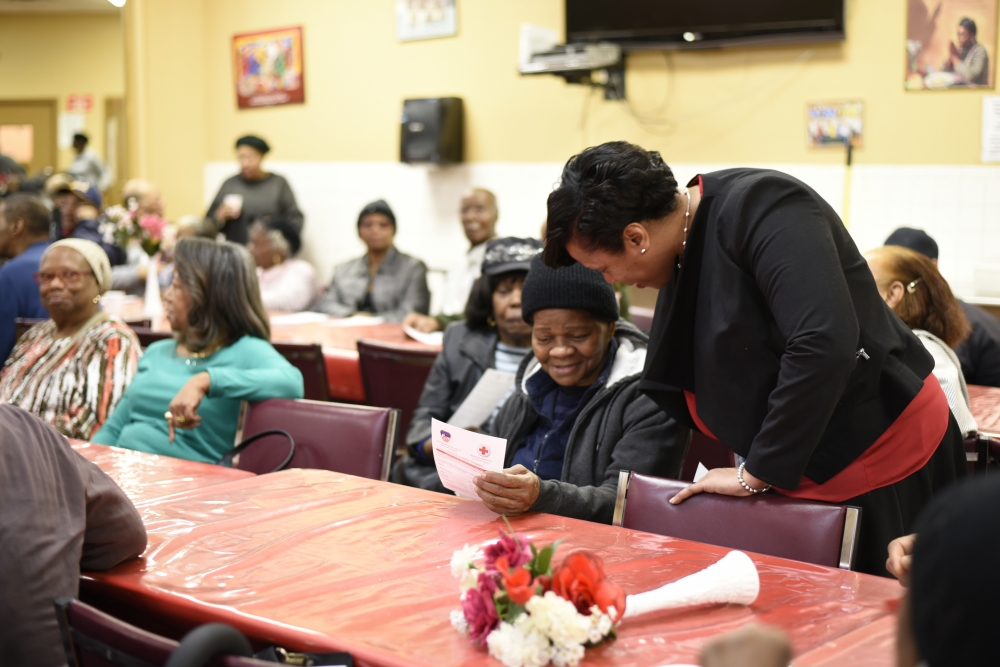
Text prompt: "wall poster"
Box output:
[[396, 0, 458, 41], [233, 26, 305, 109], [906, 0, 997, 90], [807, 101, 864, 148]]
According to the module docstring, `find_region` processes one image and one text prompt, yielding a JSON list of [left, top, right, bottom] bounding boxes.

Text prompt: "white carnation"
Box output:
[[586, 606, 614, 644], [525, 592, 590, 649], [551, 642, 585, 667], [450, 608, 469, 635], [450, 544, 480, 592], [487, 617, 553, 667]]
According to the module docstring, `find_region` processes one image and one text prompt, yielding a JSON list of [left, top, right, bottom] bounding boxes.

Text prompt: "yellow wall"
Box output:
[[127, 0, 997, 217], [0, 13, 124, 171]]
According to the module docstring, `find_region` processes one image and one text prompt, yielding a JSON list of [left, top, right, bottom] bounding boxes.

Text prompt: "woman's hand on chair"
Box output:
[[669, 467, 759, 505], [166, 372, 211, 442], [475, 465, 541, 516]]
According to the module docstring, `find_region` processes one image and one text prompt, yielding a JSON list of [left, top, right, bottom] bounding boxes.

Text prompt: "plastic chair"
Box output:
[[356, 339, 439, 442], [612, 471, 862, 570], [270, 341, 330, 401], [53, 597, 273, 667], [234, 398, 398, 480]]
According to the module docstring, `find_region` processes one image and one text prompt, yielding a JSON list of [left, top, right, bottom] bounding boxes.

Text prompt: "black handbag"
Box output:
[[216, 429, 295, 474]]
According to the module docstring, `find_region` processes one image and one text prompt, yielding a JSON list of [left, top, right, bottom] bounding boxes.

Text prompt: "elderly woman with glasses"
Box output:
[[93, 238, 304, 463], [0, 239, 142, 439]]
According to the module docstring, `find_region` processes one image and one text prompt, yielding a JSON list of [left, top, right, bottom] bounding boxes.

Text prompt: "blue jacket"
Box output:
[[0, 241, 50, 361]]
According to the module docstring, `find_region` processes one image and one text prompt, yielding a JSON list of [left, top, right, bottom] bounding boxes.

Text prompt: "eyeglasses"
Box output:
[[33, 270, 94, 286]]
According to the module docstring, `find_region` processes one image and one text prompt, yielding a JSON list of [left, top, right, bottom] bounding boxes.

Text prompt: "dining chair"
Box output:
[[54, 597, 275, 667], [270, 341, 330, 401], [233, 398, 398, 480], [356, 339, 439, 444], [679, 431, 735, 481], [613, 471, 862, 570]]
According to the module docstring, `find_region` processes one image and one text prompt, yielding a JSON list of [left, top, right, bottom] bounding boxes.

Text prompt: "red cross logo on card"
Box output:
[[479, 446, 491, 457]]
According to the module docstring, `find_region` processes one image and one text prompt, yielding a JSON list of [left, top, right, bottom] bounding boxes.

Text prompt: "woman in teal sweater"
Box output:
[[94, 238, 303, 463]]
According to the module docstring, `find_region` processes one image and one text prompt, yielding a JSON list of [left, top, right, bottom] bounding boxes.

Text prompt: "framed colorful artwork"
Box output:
[[807, 101, 864, 148], [396, 0, 458, 42], [906, 0, 997, 90], [233, 26, 305, 109]]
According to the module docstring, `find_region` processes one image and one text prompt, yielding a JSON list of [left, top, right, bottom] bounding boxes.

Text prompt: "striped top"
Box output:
[[0, 318, 142, 440], [915, 329, 978, 437]]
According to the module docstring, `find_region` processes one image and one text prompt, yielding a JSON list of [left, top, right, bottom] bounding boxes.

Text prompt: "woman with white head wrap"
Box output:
[[0, 239, 142, 439]]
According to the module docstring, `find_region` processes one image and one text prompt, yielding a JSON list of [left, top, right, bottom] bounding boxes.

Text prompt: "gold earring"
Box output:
[[93, 295, 101, 304], [487, 317, 497, 327]]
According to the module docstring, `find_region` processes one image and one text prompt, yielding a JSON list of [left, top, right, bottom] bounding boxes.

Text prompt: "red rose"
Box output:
[[551, 552, 626, 623], [484, 530, 532, 573], [462, 572, 500, 645], [496, 555, 537, 605]]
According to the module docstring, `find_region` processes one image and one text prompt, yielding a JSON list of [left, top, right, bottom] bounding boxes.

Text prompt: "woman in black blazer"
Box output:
[[543, 141, 965, 576]]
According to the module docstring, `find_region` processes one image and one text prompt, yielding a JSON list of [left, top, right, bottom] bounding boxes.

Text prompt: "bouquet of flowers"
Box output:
[[450, 528, 626, 667], [101, 204, 167, 256]]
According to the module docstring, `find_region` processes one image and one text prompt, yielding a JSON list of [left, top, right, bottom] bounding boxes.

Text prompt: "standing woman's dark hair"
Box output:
[[173, 238, 270, 351], [544, 141, 679, 267]]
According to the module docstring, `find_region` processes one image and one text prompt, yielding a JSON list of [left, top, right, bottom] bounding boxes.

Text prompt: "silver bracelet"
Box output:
[[738, 462, 771, 494]]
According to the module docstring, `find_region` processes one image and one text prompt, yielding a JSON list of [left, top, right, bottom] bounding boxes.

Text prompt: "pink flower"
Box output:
[[483, 530, 532, 574], [462, 572, 499, 645], [138, 214, 167, 241]]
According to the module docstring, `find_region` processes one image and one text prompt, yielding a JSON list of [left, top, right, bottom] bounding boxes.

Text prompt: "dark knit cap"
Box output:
[[910, 475, 1000, 667], [357, 199, 396, 229], [885, 227, 938, 260], [235, 135, 271, 155], [521, 255, 619, 325]]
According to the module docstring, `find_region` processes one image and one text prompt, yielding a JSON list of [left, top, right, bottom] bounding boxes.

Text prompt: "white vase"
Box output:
[[144, 255, 164, 319]]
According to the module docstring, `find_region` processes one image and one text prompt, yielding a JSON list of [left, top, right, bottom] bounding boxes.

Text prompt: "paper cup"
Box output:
[[223, 193, 244, 217]]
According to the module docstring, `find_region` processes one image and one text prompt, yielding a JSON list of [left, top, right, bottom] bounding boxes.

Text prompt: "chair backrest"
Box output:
[[613, 471, 861, 570], [130, 326, 175, 349], [235, 398, 398, 480], [270, 341, 330, 401], [356, 338, 438, 440], [55, 597, 276, 667]]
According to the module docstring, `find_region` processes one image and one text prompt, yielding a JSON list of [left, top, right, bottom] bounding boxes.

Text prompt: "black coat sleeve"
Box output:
[[733, 180, 860, 489]]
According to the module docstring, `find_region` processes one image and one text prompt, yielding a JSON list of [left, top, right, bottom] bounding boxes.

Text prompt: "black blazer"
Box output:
[[639, 169, 934, 489]]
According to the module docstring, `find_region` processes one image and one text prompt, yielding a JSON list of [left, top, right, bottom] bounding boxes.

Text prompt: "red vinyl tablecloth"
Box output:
[[969, 384, 1000, 437], [81, 468, 901, 667]]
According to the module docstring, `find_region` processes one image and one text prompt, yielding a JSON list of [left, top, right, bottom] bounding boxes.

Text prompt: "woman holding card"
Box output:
[[540, 141, 966, 575], [392, 237, 541, 492], [474, 255, 688, 523]]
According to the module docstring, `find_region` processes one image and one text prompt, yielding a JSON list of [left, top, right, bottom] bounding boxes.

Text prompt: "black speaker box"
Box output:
[[400, 97, 464, 165]]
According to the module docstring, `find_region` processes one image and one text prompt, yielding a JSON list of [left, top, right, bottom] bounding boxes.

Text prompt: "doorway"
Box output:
[[0, 100, 58, 178]]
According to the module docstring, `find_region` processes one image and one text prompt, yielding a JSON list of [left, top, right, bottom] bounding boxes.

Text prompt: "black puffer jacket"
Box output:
[[491, 321, 690, 524]]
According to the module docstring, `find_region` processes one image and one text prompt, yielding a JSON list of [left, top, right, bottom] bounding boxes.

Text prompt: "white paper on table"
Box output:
[[448, 369, 515, 429], [270, 311, 330, 326], [403, 324, 444, 346], [324, 315, 385, 327], [693, 462, 709, 483], [432, 418, 507, 499]]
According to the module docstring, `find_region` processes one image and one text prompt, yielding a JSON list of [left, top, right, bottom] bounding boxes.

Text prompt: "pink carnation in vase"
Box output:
[[462, 572, 500, 645], [484, 529, 532, 573], [138, 214, 168, 241]]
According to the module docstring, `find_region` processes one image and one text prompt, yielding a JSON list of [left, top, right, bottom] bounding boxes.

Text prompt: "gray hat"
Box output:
[[482, 237, 543, 276]]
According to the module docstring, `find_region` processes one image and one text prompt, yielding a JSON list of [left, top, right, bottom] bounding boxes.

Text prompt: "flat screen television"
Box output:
[[565, 0, 845, 50]]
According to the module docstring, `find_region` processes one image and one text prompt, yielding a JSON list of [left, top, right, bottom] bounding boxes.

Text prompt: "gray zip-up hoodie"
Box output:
[[491, 321, 690, 523]]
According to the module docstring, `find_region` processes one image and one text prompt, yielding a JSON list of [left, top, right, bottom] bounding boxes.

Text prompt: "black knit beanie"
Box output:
[[521, 254, 619, 325], [235, 135, 271, 155], [357, 199, 396, 229]]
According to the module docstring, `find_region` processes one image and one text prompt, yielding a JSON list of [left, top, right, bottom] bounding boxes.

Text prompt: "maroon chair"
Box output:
[[356, 339, 439, 443], [54, 597, 274, 667], [234, 398, 398, 480], [613, 471, 861, 570], [680, 431, 735, 481], [628, 306, 655, 332], [270, 341, 330, 401]]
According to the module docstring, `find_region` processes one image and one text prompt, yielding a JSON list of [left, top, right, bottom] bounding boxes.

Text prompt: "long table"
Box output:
[[80, 466, 901, 667], [969, 384, 1000, 437]]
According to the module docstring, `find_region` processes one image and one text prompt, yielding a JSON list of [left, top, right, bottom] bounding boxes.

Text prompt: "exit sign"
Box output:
[[66, 94, 94, 113]]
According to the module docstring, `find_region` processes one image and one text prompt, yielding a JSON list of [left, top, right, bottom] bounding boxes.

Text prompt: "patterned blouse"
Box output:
[[0, 318, 142, 440]]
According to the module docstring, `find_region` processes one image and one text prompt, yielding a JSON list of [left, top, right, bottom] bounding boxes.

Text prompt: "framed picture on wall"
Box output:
[[906, 0, 997, 90], [807, 101, 864, 148], [396, 0, 458, 42], [233, 26, 305, 109]]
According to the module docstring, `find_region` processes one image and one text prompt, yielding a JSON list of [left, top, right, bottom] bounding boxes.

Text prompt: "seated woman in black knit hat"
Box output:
[[474, 254, 689, 523]]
